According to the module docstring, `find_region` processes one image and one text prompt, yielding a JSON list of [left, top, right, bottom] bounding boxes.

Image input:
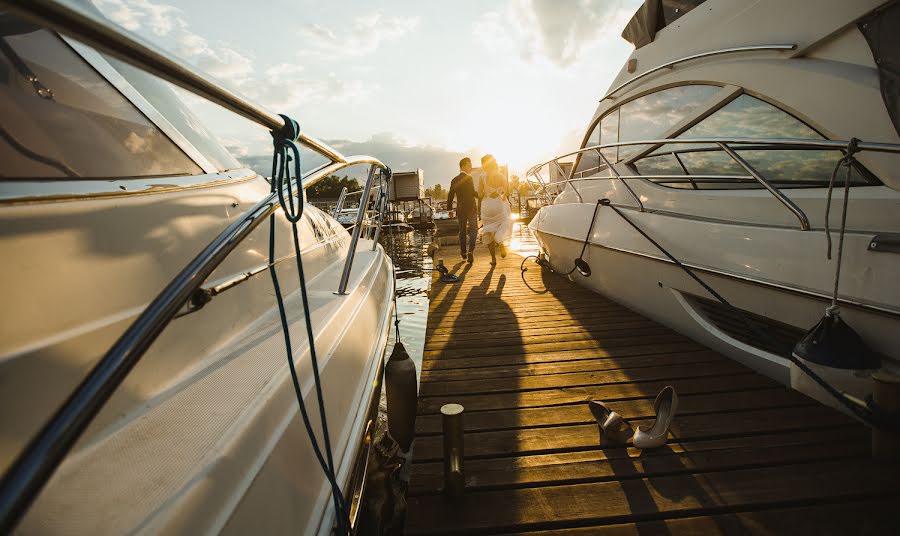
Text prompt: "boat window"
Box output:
[[637, 94, 877, 189], [618, 85, 718, 160], [575, 109, 619, 177], [0, 19, 201, 179], [104, 57, 241, 172], [632, 153, 690, 187]]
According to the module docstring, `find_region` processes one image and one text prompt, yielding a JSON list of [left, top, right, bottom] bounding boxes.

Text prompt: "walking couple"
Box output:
[[447, 154, 512, 265]]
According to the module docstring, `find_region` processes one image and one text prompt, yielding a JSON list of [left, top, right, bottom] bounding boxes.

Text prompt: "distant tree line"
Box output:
[[424, 184, 447, 200], [306, 175, 361, 199]]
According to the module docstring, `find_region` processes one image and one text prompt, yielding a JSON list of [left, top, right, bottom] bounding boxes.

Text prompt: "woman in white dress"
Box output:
[[478, 157, 512, 265]]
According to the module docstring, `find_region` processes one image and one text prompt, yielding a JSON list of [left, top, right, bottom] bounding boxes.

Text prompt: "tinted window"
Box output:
[[0, 22, 201, 179], [106, 58, 240, 172], [618, 85, 718, 160], [575, 109, 618, 176], [632, 153, 690, 187], [639, 94, 876, 188]]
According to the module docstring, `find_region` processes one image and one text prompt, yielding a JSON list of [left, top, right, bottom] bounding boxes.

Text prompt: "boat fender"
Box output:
[[792, 312, 880, 370], [385, 341, 418, 452]]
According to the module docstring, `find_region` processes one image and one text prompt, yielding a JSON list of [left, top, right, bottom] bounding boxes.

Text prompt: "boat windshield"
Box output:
[[0, 13, 202, 179]]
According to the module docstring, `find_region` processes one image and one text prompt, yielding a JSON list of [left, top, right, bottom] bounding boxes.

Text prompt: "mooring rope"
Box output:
[[520, 199, 602, 277], [824, 138, 859, 316], [267, 115, 349, 533]]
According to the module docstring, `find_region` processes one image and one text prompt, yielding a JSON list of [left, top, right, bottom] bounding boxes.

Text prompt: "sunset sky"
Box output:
[[92, 0, 642, 184]]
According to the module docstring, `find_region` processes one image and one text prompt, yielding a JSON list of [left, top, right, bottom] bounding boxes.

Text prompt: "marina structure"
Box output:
[[2, 0, 899, 534]]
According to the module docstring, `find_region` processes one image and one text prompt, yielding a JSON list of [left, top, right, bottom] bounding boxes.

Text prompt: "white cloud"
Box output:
[[93, 0, 179, 35], [298, 12, 420, 59], [94, 0, 254, 84], [474, 0, 636, 68], [91, 0, 373, 110]]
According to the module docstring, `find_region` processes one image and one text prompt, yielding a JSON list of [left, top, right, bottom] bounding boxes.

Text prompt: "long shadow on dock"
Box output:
[[406, 246, 897, 535]]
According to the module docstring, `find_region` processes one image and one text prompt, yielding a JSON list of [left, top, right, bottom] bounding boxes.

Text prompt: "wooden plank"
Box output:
[[428, 298, 616, 315], [426, 304, 630, 326], [414, 387, 813, 436], [501, 498, 900, 536], [419, 350, 721, 383], [417, 373, 776, 415], [411, 405, 854, 462], [408, 427, 867, 495], [426, 312, 650, 336], [418, 360, 747, 397], [424, 322, 669, 352], [423, 332, 692, 360], [421, 342, 706, 371], [426, 317, 656, 343], [405, 459, 900, 534]]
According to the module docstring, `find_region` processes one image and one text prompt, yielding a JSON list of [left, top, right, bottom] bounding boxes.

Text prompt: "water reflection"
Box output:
[[379, 228, 433, 381]]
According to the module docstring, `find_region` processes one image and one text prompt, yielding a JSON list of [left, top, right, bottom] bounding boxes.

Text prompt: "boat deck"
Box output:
[[405, 243, 899, 534]]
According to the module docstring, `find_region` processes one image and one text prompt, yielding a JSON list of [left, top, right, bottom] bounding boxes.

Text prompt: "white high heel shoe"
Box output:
[[633, 386, 678, 449], [588, 401, 633, 445]]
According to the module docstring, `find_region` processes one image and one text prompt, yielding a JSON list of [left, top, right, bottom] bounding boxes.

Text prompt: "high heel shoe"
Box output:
[[632, 386, 678, 449], [588, 401, 633, 446]]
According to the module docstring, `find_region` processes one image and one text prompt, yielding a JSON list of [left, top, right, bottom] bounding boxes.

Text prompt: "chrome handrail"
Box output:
[[333, 187, 349, 218], [526, 137, 900, 230], [602, 44, 797, 101], [338, 166, 381, 294], [717, 142, 809, 229], [0, 1, 393, 529]]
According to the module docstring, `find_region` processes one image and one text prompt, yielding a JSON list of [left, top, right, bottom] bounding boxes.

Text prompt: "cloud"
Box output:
[[91, 0, 372, 108], [298, 13, 420, 59], [474, 0, 636, 68], [94, 0, 254, 83]]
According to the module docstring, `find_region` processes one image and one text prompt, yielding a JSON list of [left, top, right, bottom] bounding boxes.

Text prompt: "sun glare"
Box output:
[[444, 84, 577, 176]]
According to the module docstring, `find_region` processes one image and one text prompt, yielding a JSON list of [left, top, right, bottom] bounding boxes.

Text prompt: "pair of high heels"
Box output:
[[588, 386, 678, 449]]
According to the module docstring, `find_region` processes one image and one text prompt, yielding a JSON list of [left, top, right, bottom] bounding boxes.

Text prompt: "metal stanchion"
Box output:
[[441, 403, 465, 496]]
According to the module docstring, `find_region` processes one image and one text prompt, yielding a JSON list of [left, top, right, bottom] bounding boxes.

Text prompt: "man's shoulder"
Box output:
[[451, 172, 472, 184]]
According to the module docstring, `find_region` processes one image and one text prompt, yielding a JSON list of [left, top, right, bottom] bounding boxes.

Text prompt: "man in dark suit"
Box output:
[[447, 157, 478, 263]]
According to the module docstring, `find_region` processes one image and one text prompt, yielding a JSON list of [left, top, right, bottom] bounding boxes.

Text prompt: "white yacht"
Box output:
[[528, 0, 900, 410], [0, 2, 395, 534]]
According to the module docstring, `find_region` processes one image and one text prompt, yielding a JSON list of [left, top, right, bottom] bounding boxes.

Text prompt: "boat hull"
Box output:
[[2, 173, 395, 535], [531, 202, 899, 411]]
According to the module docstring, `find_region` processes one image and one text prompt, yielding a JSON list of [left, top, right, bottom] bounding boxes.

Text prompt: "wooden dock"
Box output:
[[405, 243, 899, 534]]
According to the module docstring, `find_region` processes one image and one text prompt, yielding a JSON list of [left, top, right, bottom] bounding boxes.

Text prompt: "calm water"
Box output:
[[379, 228, 433, 385]]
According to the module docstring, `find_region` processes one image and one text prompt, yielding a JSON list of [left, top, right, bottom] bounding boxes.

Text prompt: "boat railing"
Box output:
[[0, 0, 392, 529], [525, 137, 900, 231]]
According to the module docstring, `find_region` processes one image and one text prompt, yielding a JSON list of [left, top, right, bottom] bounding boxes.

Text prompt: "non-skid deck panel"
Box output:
[[407, 244, 900, 535]]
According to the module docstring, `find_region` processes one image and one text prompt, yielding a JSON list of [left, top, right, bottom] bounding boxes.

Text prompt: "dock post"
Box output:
[[872, 371, 900, 460], [441, 403, 465, 496]]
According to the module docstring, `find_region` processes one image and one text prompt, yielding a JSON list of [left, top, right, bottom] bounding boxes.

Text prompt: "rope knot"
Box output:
[[841, 137, 860, 167], [270, 114, 304, 222], [274, 114, 300, 144]]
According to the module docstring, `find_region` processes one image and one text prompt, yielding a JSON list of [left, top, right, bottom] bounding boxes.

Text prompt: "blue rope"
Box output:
[[267, 115, 349, 533]]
